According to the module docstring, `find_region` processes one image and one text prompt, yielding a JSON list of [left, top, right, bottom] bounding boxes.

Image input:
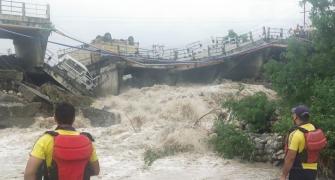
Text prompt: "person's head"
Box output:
[[291, 105, 310, 125], [54, 102, 75, 125]]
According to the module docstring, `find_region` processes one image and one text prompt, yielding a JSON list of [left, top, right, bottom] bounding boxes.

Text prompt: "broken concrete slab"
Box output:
[[0, 93, 24, 103], [0, 70, 23, 81], [80, 107, 121, 127], [0, 102, 42, 128], [41, 83, 93, 107], [18, 82, 51, 103]]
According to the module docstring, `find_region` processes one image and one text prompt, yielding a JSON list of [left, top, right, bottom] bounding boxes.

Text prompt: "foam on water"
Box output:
[[0, 82, 280, 179]]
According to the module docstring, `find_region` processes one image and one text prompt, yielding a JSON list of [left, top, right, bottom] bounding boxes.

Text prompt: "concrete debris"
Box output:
[[40, 83, 93, 107], [0, 70, 23, 81]]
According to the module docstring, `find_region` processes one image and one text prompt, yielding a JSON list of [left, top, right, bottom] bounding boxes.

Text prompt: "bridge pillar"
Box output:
[[94, 62, 121, 96], [0, 0, 52, 71], [13, 32, 49, 70]]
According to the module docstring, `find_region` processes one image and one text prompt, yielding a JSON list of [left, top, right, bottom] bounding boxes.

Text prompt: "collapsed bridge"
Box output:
[[0, 0, 303, 97]]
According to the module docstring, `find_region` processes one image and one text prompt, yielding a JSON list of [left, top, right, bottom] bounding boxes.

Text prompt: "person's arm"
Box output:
[[90, 160, 100, 175], [24, 156, 43, 180], [280, 149, 297, 180], [89, 144, 100, 176]]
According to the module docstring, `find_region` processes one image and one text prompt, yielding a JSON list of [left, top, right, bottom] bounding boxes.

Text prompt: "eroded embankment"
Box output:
[[0, 81, 280, 180]]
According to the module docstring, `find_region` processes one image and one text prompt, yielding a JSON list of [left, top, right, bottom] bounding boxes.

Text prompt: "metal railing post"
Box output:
[[249, 31, 253, 42], [222, 44, 226, 55], [280, 28, 283, 39], [235, 37, 239, 48], [22, 3, 25, 17], [207, 46, 211, 57], [47, 4, 50, 19]]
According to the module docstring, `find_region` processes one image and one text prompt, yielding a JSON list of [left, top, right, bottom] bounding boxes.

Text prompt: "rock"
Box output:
[[255, 142, 265, 150], [277, 153, 285, 160], [81, 107, 121, 127], [273, 160, 283, 166], [8, 90, 14, 94], [0, 70, 23, 81], [17, 92, 22, 97], [0, 102, 42, 128], [255, 149, 264, 155], [209, 133, 218, 139], [271, 141, 282, 149], [275, 150, 284, 156], [18, 84, 39, 102], [0, 94, 24, 103]]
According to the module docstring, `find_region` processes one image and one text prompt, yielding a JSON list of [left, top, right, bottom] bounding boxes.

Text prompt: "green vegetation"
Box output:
[[223, 92, 276, 133], [210, 121, 255, 160], [144, 144, 193, 166], [228, 29, 238, 39], [263, 0, 335, 176]]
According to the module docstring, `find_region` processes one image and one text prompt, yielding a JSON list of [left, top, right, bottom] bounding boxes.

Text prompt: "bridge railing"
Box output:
[[120, 27, 289, 62], [55, 27, 291, 63], [0, 0, 50, 19]]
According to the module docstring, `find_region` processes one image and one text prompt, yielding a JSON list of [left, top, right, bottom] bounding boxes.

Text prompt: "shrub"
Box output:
[[272, 114, 292, 134], [223, 92, 276, 133], [144, 144, 193, 166], [210, 120, 255, 160]]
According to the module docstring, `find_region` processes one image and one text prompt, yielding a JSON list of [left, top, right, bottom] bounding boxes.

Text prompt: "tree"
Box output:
[[228, 29, 238, 39], [264, 0, 335, 176], [128, 36, 134, 45], [103, 32, 112, 42]]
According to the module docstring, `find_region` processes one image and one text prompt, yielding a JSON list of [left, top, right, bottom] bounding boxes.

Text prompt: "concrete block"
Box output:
[[0, 70, 23, 81]]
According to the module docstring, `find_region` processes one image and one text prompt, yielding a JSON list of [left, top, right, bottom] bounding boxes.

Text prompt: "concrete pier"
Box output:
[[0, 0, 52, 70]]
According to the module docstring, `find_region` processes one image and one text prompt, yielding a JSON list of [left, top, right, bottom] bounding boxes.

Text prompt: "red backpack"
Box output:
[[40, 131, 94, 180], [285, 126, 327, 163], [296, 127, 327, 163]]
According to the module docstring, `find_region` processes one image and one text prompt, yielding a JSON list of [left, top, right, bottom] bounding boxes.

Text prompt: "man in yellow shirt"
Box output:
[[280, 105, 317, 180], [24, 102, 100, 180]]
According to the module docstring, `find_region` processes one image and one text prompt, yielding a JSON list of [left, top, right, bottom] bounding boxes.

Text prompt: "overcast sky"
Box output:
[[2, 0, 309, 52]]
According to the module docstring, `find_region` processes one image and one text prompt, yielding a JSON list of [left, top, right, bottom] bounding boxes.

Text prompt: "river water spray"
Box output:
[[0, 81, 280, 179]]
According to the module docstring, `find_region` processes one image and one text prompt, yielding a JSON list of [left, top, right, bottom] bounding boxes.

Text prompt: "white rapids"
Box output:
[[0, 81, 280, 180]]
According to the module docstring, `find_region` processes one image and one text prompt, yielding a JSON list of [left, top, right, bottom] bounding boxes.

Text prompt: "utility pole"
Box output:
[[300, 1, 310, 28], [303, 2, 306, 28]]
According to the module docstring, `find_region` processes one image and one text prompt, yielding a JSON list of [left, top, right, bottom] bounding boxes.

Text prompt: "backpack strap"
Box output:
[[80, 132, 95, 142], [45, 131, 59, 137], [296, 126, 309, 133], [45, 130, 94, 142]]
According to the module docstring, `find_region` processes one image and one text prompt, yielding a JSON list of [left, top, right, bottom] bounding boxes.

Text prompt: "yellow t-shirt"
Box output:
[[288, 123, 317, 170], [30, 129, 98, 167]]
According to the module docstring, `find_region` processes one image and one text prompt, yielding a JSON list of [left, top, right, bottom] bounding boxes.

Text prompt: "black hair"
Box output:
[[298, 112, 309, 122], [55, 102, 75, 125]]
